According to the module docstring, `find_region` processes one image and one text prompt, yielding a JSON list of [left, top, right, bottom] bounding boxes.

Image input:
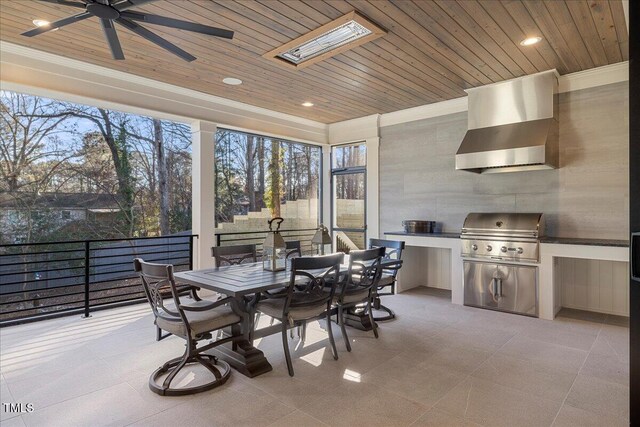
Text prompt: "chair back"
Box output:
[[369, 238, 405, 278], [212, 244, 257, 266], [133, 258, 184, 326], [339, 247, 385, 299], [285, 240, 302, 259], [284, 253, 344, 315]]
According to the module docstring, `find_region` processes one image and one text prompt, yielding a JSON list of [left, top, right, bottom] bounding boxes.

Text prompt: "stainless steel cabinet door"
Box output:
[[463, 261, 538, 317]]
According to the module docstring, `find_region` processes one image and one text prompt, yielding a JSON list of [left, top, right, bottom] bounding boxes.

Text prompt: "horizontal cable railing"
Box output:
[[215, 228, 318, 256], [0, 234, 196, 327]]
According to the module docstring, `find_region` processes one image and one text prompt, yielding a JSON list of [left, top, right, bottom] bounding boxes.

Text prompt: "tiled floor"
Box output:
[[0, 287, 630, 427]]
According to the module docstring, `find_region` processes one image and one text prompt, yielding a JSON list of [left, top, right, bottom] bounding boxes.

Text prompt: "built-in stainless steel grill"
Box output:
[[461, 213, 545, 317], [461, 212, 544, 263]]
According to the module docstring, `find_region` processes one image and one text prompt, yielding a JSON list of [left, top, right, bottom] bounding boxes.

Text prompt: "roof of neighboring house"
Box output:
[[0, 192, 121, 210]]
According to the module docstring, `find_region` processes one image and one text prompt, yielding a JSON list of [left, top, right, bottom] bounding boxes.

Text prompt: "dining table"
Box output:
[[174, 259, 390, 378]]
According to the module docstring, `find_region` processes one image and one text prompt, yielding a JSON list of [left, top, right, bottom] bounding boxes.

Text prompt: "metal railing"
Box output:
[[215, 228, 318, 256], [0, 234, 196, 327]]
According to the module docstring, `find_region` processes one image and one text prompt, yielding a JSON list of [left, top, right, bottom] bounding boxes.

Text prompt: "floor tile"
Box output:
[[0, 415, 27, 427], [411, 408, 481, 427], [0, 374, 20, 422], [435, 377, 562, 427], [6, 359, 123, 410], [518, 319, 599, 351], [565, 374, 629, 420], [590, 324, 629, 363], [417, 343, 493, 376], [302, 381, 427, 427], [21, 382, 165, 427], [268, 410, 328, 427], [130, 381, 295, 427], [362, 356, 465, 407], [431, 323, 517, 352], [552, 403, 628, 427], [579, 351, 629, 386], [471, 353, 577, 401], [497, 335, 588, 374]]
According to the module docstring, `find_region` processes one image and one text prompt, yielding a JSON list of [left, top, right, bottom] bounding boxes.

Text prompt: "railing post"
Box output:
[[82, 241, 91, 318], [215, 233, 221, 247], [189, 235, 194, 270]]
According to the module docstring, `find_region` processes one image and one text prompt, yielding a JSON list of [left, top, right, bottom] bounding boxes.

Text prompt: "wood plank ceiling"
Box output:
[[0, 0, 629, 124]]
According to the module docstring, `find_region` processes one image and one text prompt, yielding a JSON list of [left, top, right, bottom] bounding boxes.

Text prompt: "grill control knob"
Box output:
[[486, 245, 493, 252], [471, 244, 478, 251], [501, 246, 508, 253], [517, 247, 524, 254]]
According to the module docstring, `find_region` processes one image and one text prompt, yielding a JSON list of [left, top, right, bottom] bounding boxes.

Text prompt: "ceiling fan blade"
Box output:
[[100, 18, 125, 60], [21, 11, 92, 37], [120, 11, 233, 39], [116, 17, 196, 62], [113, 0, 157, 11], [37, 0, 87, 9]]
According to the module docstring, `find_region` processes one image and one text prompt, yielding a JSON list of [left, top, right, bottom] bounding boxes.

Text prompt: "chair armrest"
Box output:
[[381, 260, 403, 272], [179, 296, 236, 312]]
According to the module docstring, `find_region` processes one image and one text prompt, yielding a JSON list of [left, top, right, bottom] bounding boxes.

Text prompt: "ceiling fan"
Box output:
[[21, 0, 234, 62]]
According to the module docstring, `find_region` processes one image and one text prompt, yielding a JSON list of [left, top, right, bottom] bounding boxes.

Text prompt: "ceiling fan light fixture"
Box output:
[[264, 11, 386, 70], [223, 77, 243, 85]]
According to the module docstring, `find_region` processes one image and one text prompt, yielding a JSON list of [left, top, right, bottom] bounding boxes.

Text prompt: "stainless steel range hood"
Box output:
[[456, 70, 559, 174]]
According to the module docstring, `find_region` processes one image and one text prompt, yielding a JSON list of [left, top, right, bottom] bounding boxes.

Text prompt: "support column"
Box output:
[[191, 121, 217, 269], [365, 137, 380, 240], [322, 145, 331, 228]]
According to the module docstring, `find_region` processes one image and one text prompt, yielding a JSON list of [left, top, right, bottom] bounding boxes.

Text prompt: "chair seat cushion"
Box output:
[[378, 274, 395, 287], [156, 301, 241, 339], [334, 288, 370, 305], [256, 298, 327, 322]]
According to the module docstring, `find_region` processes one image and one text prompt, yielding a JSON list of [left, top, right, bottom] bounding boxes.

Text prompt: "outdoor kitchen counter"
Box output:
[[384, 231, 460, 239], [540, 237, 629, 247], [385, 231, 629, 321], [539, 240, 629, 320], [384, 231, 464, 305]]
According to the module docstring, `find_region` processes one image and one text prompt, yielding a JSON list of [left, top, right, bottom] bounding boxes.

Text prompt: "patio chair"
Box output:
[[334, 247, 385, 351], [254, 253, 343, 376], [285, 240, 302, 259], [212, 244, 257, 266], [134, 258, 246, 396], [368, 238, 405, 321], [155, 284, 203, 341]]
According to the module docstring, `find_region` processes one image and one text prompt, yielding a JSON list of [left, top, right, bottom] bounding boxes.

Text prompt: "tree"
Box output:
[[267, 140, 282, 217], [0, 93, 75, 192]]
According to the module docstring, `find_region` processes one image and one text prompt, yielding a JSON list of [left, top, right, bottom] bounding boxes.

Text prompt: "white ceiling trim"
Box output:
[[375, 62, 629, 128], [0, 41, 328, 144], [328, 114, 380, 144], [379, 97, 468, 128]]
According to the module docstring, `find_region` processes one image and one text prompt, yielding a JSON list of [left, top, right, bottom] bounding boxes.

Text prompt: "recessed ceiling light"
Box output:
[[302, 102, 314, 107], [520, 36, 542, 46], [222, 77, 242, 85]]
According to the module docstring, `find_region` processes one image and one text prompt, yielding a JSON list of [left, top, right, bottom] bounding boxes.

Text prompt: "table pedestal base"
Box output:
[[208, 340, 272, 378]]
